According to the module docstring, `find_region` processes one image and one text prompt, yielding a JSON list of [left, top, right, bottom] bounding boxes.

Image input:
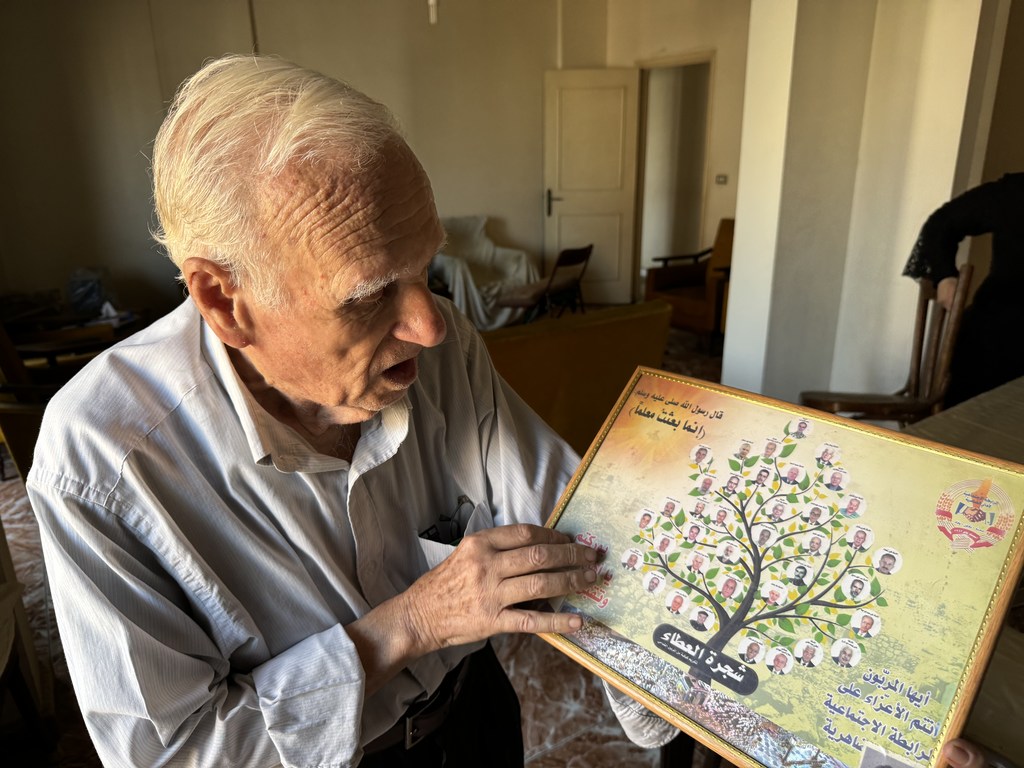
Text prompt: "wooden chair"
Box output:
[[0, 580, 46, 736], [800, 264, 974, 425], [0, 323, 64, 480], [0, 401, 47, 481], [495, 244, 593, 324], [644, 218, 734, 336], [0, 402, 51, 727]]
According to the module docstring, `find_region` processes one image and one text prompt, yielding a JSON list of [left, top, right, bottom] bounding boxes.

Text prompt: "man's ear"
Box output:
[[182, 257, 252, 348]]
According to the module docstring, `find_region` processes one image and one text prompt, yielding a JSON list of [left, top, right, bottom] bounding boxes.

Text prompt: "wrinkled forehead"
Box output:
[[263, 142, 422, 227], [258, 140, 437, 272]]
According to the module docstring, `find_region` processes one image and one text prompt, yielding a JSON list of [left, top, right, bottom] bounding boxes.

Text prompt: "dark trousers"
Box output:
[[360, 642, 524, 767]]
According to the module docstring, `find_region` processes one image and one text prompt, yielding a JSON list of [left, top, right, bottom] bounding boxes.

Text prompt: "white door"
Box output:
[[544, 68, 640, 305]]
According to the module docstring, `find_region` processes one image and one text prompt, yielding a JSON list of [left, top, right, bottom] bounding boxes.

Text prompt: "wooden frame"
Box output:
[[542, 367, 1024, 768]]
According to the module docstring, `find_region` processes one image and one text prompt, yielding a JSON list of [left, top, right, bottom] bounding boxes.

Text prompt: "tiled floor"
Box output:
[[494, 633, 662, 766], [0, 326, 721, 765]]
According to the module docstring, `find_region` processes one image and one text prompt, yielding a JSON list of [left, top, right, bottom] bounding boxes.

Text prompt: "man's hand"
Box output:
[[936, 276, 958, 311], [348, 524, 597, 693], [405, 524, 597, 652]]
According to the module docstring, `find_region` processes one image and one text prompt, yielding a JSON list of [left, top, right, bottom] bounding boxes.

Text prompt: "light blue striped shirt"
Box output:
[[27, 297, 582, 766]]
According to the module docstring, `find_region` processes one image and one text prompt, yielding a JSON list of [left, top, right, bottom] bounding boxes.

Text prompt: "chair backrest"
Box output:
[[546, 244, 593, 292], [706, 218, 735, 274], [906, 263, 974, 404]]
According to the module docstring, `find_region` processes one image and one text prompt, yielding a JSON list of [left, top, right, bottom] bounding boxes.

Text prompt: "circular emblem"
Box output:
[[935, 478, 1014, 550]]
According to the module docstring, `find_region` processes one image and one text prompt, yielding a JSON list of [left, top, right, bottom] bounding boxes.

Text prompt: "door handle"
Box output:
[[546, 188, 564, 216]]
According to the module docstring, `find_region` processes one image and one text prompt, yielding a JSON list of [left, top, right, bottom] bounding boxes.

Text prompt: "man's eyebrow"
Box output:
[[339, 234, 445, 305], [342, 271, 402, 304]]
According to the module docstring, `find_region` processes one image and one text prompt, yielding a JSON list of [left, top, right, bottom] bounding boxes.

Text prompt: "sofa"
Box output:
[[482, 301, 672, 455]]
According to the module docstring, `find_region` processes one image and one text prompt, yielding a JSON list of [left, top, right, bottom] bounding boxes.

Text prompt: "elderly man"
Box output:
[[825, 471, 845, 491], [742, 640, 761, 663], [26, 55, 677, 766]]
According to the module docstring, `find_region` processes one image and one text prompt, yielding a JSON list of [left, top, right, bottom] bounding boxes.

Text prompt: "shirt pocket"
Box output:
[[417, 501, 494, 569]]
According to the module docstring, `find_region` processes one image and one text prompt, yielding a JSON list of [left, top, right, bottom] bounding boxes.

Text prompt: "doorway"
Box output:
[[638, 61, 712, 284]]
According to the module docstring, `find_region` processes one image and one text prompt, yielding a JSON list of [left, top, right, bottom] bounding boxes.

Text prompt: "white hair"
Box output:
[[152, 54, 401, 306]]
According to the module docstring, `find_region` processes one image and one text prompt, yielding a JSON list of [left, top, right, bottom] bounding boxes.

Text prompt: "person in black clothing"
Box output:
[[903, 173, 1024, 406]]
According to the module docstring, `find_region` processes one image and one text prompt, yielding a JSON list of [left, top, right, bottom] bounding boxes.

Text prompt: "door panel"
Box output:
[[544, 69, 640, 304]]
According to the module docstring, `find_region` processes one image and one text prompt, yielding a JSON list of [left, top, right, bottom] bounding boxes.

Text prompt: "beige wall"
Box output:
[[0, 1, 177, 312], [967, 0, 1021, 295], [722, 0, 797, 395], [255, 0, 559, 261], [0, 0, 584, 313], [762, 0, 876, 399], [832, 0, 983, 395], [723, 0, 995, 404], [640, 64, 710, 265], [2, 0, 999, 410], [606, 0, 750, 248], [1, 0, 749, 317]]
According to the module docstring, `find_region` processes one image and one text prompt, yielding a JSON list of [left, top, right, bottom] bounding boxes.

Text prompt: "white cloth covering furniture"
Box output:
[[431, 216, 539, 330]]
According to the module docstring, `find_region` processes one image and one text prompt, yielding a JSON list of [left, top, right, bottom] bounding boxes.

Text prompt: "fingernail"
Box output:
[[947, 745, 969, 767], [584, 548, 597, 562], [568, 615, 583, 631], [584, 568, 597, 583]]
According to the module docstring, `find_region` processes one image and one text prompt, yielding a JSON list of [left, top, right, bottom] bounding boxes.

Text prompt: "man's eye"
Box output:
[[341, 287, 387, 309], [356, 289, 385, 305]]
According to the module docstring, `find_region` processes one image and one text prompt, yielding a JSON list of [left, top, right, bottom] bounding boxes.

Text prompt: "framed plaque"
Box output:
[[543, 368, 1024, 768]]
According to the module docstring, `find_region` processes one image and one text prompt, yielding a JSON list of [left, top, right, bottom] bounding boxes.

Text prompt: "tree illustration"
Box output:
[[630, 419, 895, 683]]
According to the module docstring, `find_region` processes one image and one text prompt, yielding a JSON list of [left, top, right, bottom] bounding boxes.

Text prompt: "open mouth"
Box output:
[[382, 357, 418, 388]]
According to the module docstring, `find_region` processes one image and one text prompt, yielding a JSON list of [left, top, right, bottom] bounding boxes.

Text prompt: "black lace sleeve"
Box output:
[[903, 174, 1024, 284], [902, 231, 940, 281]]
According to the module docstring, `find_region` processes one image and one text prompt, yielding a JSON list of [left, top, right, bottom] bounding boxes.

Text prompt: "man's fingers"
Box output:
[[403, 525, 601, 651], [492, 540, 597, 577], [498, 607, 586, 636], [497, 567, 597, 607], [472, 523, 572, 551]]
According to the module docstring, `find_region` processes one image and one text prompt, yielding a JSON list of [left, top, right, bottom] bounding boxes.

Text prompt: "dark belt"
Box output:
[[364, 653, 473, 753]]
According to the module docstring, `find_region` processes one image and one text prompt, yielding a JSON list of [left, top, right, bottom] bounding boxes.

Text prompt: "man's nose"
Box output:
[[394, 282, 447, 347]]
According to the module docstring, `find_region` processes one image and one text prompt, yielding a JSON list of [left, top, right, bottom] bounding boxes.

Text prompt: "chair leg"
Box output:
[[1, 645, 45, 738]]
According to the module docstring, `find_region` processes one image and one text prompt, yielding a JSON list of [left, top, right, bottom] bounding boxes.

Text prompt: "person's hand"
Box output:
[[348, 523, 598, 694], [943, 738, 1018, 768], [404, 524, 598, 654], [936, 276, 958, 311], [945, 739, 987, 768]]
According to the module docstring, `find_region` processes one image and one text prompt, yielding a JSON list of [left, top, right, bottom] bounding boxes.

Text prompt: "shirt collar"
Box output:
[[199, 313, 410, 473]]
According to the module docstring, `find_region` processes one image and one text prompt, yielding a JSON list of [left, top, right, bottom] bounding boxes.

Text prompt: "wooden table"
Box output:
[[905, 376, 1024, 464], [905, 378, 1024, 765]]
